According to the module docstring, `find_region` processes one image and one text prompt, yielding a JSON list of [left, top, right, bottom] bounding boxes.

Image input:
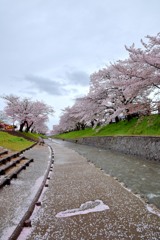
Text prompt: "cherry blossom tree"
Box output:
[[2, 95, 54, 133], [2, 95, 20, 126], [55, 107, 74, 133], [124, 32, 160, 113], [125, 32, 160, 83], [0, 110, 9, 123], [88, 33, 160, 123], [53, 32, 160, 134], [31, 117, 49, 134]]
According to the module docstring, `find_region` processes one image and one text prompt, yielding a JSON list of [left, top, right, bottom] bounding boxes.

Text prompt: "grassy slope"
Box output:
[[20, 132, 47, 141], [0, 131, 34, 151], [53, 114, 160, 139]]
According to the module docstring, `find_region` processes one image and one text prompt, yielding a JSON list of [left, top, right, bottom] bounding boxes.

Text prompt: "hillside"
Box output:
[[0, 131, 34, 151], [53, 114, 160, 139]]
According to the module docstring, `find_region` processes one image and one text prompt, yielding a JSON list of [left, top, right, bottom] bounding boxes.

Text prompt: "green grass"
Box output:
[[53, 114, 160, 140], [20, 132, 47, 141], [0, 131, 34, 152]]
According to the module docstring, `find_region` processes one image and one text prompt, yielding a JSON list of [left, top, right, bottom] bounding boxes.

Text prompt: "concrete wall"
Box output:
[[68, 136, 160, 162]]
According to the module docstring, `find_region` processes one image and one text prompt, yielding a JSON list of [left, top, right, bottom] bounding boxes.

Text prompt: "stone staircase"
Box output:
[[0, 146, 34, 188]]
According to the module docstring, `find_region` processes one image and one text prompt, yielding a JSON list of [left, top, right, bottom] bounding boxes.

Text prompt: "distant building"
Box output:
[[0, 122, 15, 131]]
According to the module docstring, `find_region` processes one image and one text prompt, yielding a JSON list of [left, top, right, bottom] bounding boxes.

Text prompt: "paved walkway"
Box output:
[[19, 139, 160, 240], [0, 144, 50, 240]]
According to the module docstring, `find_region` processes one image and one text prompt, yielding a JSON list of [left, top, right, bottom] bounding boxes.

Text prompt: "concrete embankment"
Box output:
[[67, 136, 160, 162]]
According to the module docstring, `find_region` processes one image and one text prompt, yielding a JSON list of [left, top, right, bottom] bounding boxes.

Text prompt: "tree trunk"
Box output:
[[158, 105, 160, 114], [25, 122, 33, 132], [19, 122, 25, 132], [81, 123, 86, 130]]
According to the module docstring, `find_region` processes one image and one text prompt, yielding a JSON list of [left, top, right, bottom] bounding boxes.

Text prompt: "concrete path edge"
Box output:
[[8, 144, 54, 240]]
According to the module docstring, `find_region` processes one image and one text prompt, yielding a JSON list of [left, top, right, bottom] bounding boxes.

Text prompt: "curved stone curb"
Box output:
[[8, 144, 54, 240]]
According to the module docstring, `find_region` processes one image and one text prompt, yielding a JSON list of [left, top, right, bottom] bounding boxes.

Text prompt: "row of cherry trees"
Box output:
[[1, 95, 54, 134], [53, 33, 160, 134]]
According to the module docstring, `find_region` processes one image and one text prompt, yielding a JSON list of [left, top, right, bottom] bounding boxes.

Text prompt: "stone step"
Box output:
[[0, 156, 26, 175], [0, 152, 20, 165], [0, 149, 8, 157], [0, 158, 34, 188]]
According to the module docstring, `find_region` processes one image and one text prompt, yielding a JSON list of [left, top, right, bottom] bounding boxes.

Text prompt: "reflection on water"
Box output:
[[55, 139, 160, 209]]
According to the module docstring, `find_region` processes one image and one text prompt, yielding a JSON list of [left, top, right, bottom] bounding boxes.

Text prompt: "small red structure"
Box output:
[[0, 122, 15, 131]]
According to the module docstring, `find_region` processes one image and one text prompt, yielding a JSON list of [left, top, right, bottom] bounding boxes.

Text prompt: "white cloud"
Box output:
[[25, 75, 69, 96]]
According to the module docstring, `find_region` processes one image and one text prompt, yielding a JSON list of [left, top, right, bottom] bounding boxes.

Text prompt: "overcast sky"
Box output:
[[0, 0, 160, 129]]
